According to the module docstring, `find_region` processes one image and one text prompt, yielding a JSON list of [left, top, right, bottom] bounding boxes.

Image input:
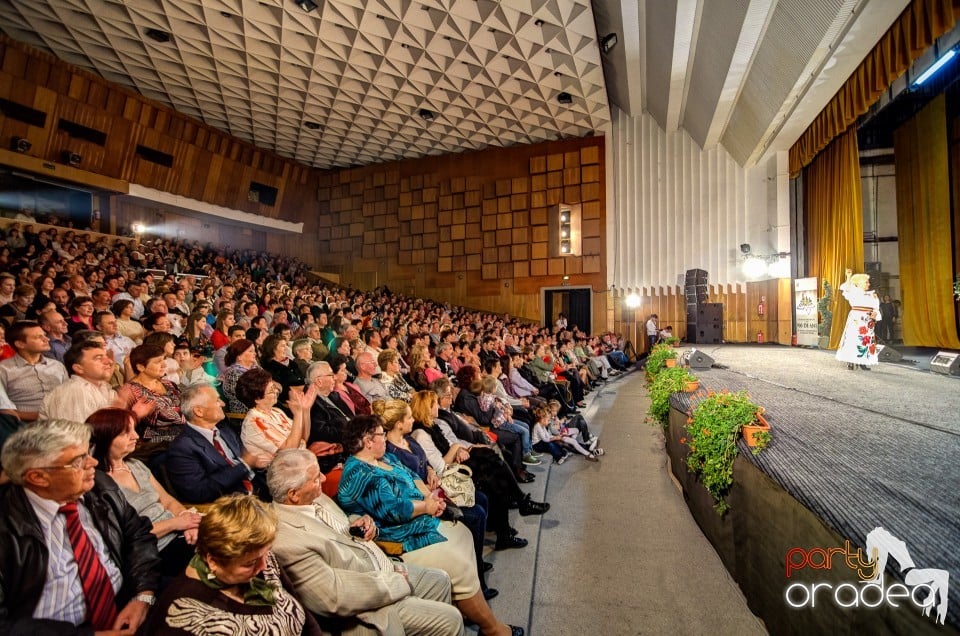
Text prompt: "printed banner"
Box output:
[[794, 277, 819, 346]]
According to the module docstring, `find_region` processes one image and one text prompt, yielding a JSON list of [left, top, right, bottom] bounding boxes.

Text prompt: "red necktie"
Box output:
[[59, 502, 118, 630], [212, 431, 253, 493]]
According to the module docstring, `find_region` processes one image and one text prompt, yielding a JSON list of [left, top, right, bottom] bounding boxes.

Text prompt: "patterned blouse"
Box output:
[[128, 379, 186, 445], [147, 553, 318, 636], [337, 453, 446, 552], [220, 363, 253, 414]]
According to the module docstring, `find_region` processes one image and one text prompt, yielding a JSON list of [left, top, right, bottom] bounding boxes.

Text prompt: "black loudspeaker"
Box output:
[[687, 349, 715, 370], [877, 345, 903, 363], [697, 303, 722, 322], [685, 268, 708, 284], [695, 326, 722, 344]]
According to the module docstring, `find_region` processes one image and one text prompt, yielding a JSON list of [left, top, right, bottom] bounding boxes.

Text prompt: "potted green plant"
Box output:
[[664, 335, 681, 347], [683, 390, 768, 514], [817, 279, 833, 349], [646, 366, 698, 427], [645, 343, 677, 378]]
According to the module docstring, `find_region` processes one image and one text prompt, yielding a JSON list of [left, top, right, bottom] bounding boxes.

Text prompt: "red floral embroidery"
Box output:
[[858, 326, 868, 335]]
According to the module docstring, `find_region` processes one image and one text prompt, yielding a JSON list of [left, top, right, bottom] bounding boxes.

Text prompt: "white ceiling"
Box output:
[[0, 0, 910, 170]]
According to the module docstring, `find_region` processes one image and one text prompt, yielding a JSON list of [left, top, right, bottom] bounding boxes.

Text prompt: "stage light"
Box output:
[[61, 151, 82, 167], [600, 33, 618, 54], [557, 92, 573, 105], [132, 222, 146, 234], [743, 256, 767, 280], [767, 256, 791, 279], [740, 243, 751, 254], [560, 240, 571, 254], [560, 227, 569, 238], [625, 293, 641, 308], [418, 108, 435, 121], [914, 49, 956, 86], [295, 0, 318, 12], [560, 210, 570, 223]]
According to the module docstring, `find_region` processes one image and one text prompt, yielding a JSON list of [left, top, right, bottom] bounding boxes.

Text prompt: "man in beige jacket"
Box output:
[[268, 449, 464, 636]]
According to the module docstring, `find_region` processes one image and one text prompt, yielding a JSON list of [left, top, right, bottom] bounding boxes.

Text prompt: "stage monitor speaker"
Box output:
[[687, 349, 714, 370], [930, 351, 960, 376], [876, 345, 903, 363]]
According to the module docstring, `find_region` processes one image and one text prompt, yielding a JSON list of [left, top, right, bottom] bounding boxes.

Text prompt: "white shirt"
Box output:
[[646, 318, 659, 336], [39, 376, 116, 422], [105, 333, 136, 367], [25, 489, 123, 625]]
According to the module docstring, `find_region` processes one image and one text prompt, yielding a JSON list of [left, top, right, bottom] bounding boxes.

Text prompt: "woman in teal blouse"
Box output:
[[337, 415, 524, 636]]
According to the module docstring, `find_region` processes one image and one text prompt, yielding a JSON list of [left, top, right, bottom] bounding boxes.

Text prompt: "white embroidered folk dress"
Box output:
[[835, 282, 881, 365]]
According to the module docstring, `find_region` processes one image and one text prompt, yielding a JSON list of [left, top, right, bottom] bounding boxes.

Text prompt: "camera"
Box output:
[[348, 525, 365, 538]]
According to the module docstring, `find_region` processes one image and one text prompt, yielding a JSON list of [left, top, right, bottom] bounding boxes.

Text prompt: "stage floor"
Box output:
[[668, 344, 960, 630]]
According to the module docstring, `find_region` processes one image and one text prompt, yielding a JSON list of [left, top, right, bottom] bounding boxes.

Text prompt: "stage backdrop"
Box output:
[[894, 94, 960, 348]]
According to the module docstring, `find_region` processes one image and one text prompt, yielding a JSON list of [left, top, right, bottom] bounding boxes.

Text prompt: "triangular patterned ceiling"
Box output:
[[0, 0, 610, 169]]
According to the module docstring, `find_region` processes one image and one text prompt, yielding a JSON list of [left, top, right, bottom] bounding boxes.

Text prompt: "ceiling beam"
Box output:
[[665, 0, 702, 132], [703, 0, 777, 148]]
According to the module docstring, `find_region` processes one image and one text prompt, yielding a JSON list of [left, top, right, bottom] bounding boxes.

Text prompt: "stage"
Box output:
[[661, 344, 960, 635]]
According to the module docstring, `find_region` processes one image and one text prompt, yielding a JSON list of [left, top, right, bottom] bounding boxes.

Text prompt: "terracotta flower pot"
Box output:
[[665, 358, 677, 368], [742, 412, 770, 447], [684, 380, 699, 393]]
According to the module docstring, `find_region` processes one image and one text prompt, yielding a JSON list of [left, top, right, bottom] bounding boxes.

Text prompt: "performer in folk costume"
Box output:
[[836, 268, 881, 370]]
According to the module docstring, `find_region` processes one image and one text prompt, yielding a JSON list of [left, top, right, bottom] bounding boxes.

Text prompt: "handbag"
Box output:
[[439, 464, 475, 507]]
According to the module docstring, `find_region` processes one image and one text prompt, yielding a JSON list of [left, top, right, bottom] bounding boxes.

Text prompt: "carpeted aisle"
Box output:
[[518, 371, 768, 635]]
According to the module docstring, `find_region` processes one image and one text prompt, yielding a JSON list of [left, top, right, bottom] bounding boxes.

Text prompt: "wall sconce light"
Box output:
[[10, 136, 31, 153], [600, 33, 618, 54], [61, 151, 82, 167], [550, 203, 581, 257]]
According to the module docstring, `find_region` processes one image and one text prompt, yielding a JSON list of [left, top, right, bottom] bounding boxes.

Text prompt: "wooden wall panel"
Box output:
[[0, 35, 316, 224]]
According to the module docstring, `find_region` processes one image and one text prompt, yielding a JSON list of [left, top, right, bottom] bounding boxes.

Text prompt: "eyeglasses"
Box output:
[[366, 431, 386, 440], [35, 445, 96, 472]]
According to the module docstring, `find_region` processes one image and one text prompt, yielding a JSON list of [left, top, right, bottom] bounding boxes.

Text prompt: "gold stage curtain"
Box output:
[[894, 95, 960, 348], [804, 128, 864, 349], [790, 0, 959, 176]]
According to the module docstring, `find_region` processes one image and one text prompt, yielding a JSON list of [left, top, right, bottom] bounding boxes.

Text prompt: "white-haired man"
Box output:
[[269, 449, 464, 636], [0, 420, 161, 633]]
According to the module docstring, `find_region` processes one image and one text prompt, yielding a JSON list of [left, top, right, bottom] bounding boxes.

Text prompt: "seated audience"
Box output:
[[112, 298, 146, 344], [337, 415, 524, 636], [144, 494, 324, 635], [377, 348, 414, 402], [166, 383, 271, 504], [219, 338, 259, 414], [260, 333, 305, 407], [303, 361, 348, 472], [354, 351, 389, 403], [268, 449, 465, 636], [328, 353, 371, 416], [238, 368, 314, 459], [122, 343, 186, 459], [87, 407, 202, 577], [39, 339, 118, 422], [0, 419, 161, 633], [0, 320, 69, 422]]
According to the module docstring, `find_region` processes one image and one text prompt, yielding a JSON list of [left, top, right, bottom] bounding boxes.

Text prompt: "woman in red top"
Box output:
[[210, 309, 235, 350]]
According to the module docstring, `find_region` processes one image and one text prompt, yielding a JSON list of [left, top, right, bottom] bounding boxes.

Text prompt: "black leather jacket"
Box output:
[[0, 471, 162, 636]]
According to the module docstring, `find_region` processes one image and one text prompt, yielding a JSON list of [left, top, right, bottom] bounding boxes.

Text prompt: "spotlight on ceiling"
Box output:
[[144, 28, 171, 43], [418, 108, 435, 121], [10, 136, 31, 153], [600, 33, 618, 54], [557, 92, 573, 105], [296, 0, 318, 12], [61, 151, 82, 167], [304, 121, 321, 130]]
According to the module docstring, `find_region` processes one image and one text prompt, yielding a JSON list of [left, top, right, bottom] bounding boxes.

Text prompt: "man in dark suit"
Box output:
[[165, 383, 272, 504], [304, 361, 349, 472]]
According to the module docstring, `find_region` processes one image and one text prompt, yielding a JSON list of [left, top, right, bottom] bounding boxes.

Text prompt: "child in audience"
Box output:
[[548, 400, 599, 449], [532, 405, 571, 464], [547, 399, 603, 459]]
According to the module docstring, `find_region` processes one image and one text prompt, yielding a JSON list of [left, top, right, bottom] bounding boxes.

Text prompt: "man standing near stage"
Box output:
[[645, 314, 659, 351]]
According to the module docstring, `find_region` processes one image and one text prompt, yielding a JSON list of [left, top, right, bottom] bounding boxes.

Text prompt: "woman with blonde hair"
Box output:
[[836, 268, 881, 371], [146, 494, 323, 635]]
